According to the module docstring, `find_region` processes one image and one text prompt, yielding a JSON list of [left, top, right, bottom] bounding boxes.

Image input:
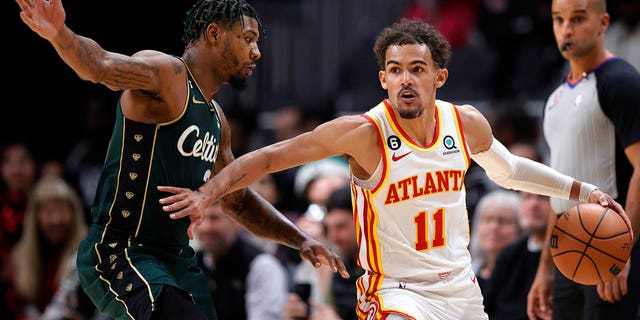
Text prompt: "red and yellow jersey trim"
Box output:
[[451, 103, 471, 169], [360, 113, 389, 195], [382, 99, 441, 151]]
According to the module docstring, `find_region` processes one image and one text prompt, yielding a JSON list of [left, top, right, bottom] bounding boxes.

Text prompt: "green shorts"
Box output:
[[76, 224, 216, 320]]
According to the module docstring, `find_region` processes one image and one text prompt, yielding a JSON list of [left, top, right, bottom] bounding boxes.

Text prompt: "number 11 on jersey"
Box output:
[[414, 208, 445, 251]]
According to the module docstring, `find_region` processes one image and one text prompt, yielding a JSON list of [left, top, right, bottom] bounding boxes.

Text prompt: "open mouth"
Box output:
[[399, 89, 417, 102]]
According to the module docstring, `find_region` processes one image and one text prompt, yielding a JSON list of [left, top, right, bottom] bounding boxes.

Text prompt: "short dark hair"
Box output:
[[373, 18, 451, 70], [325, 185, 352, 214], [182, 0, 265, 46]]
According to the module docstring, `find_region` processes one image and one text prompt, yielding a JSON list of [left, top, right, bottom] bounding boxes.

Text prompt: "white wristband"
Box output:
[[579, 182, 598, 203]]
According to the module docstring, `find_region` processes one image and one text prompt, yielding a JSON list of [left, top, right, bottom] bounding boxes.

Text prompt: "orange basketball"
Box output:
[[550, 203, 632, 285]]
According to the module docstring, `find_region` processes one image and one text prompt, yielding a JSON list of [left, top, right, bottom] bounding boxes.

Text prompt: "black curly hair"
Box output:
[[182, 0, 265, 47], [373, 18, 451, 71]]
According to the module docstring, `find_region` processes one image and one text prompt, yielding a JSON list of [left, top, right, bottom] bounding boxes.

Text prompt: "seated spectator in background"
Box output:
[[284, 186, 364, 320], [0, 140, 39, 319], [287, 207, 333, 316], [41, 254, 112, 320], [318, 185, 364, 320], [8, 177, 88, 319], [64, 95, 113, 218], [483, 190, 551, 320], [286, 157, 352, 311], [470, 189, 523, 293], [293, 157, 351, 218], [195, 202, 288, 320]]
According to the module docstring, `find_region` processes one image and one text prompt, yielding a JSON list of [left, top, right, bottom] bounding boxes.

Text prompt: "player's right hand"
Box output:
[[587, 189, 633, 242], [157, 185, 207, 240], [16, 0, 66, 41]]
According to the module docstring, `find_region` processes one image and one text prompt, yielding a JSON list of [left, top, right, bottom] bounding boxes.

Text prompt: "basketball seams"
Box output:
[[550, 203, 632, 285]]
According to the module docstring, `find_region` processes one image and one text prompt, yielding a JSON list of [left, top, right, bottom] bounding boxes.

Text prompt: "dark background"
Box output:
[[8, 0, 631, 164], [6, 1, 193, 161]]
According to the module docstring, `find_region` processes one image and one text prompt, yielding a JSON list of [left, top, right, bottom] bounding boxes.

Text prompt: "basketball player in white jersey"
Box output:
[[158, 19, 631, 320]]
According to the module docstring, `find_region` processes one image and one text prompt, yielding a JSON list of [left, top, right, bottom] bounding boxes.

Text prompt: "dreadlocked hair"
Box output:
[[182, 0, 265, 46]]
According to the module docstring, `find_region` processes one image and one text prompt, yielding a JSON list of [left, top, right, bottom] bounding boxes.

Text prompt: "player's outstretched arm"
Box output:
[[159, 115, 372, 279], [159, 115, 372, 220], [16, 0, 164, 92], [455, 104, 633, 239]]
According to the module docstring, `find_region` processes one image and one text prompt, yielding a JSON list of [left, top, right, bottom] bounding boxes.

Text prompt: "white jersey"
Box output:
[[352, 99, 472, 284]]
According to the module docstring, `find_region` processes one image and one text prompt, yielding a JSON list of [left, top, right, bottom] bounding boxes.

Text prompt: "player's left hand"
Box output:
[[299, 238, 350, 279], [158, 185, 207, 240], [597, 258, 630, 302]]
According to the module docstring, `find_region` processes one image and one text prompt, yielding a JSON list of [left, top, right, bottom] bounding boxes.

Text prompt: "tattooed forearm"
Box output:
[[52, 28, 158, 91]]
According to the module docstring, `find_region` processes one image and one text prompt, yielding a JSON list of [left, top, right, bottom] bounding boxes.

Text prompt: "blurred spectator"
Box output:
[[284, 185, 363, 320], [469, 189, 522, 293], [41, 253, 112, 320], [40, 160, 65, 180], [195, 202, 288, 320], [294, 157, 351, 214], [285, 157, 351, 294], [484, 190, 551, 319], [226, 108, 259, 157], [488, 102, 540, 149], [286, 157, 350, 317], [477, 0, 564, 98], [287, 211, 334, 316], [402, 0, 479, 50], [251, 104, 307, 213], [7, 177, 88, 319], [64, 95, 113, 218], [319, 185, 363, 320], [0, 140, 38, 319], [605, 0, 640, 71]]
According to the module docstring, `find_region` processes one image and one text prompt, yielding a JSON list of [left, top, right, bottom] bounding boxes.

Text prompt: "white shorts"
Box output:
[[356, 265, 488, 320]]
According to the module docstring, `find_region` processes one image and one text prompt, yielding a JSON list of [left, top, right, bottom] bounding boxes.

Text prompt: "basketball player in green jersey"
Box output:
[[15, 0, 348, 319]]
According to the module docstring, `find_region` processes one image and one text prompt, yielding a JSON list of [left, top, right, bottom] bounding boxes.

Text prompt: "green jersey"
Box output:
[[91, 63, 221, 248], [78, 59, 220, 320]]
